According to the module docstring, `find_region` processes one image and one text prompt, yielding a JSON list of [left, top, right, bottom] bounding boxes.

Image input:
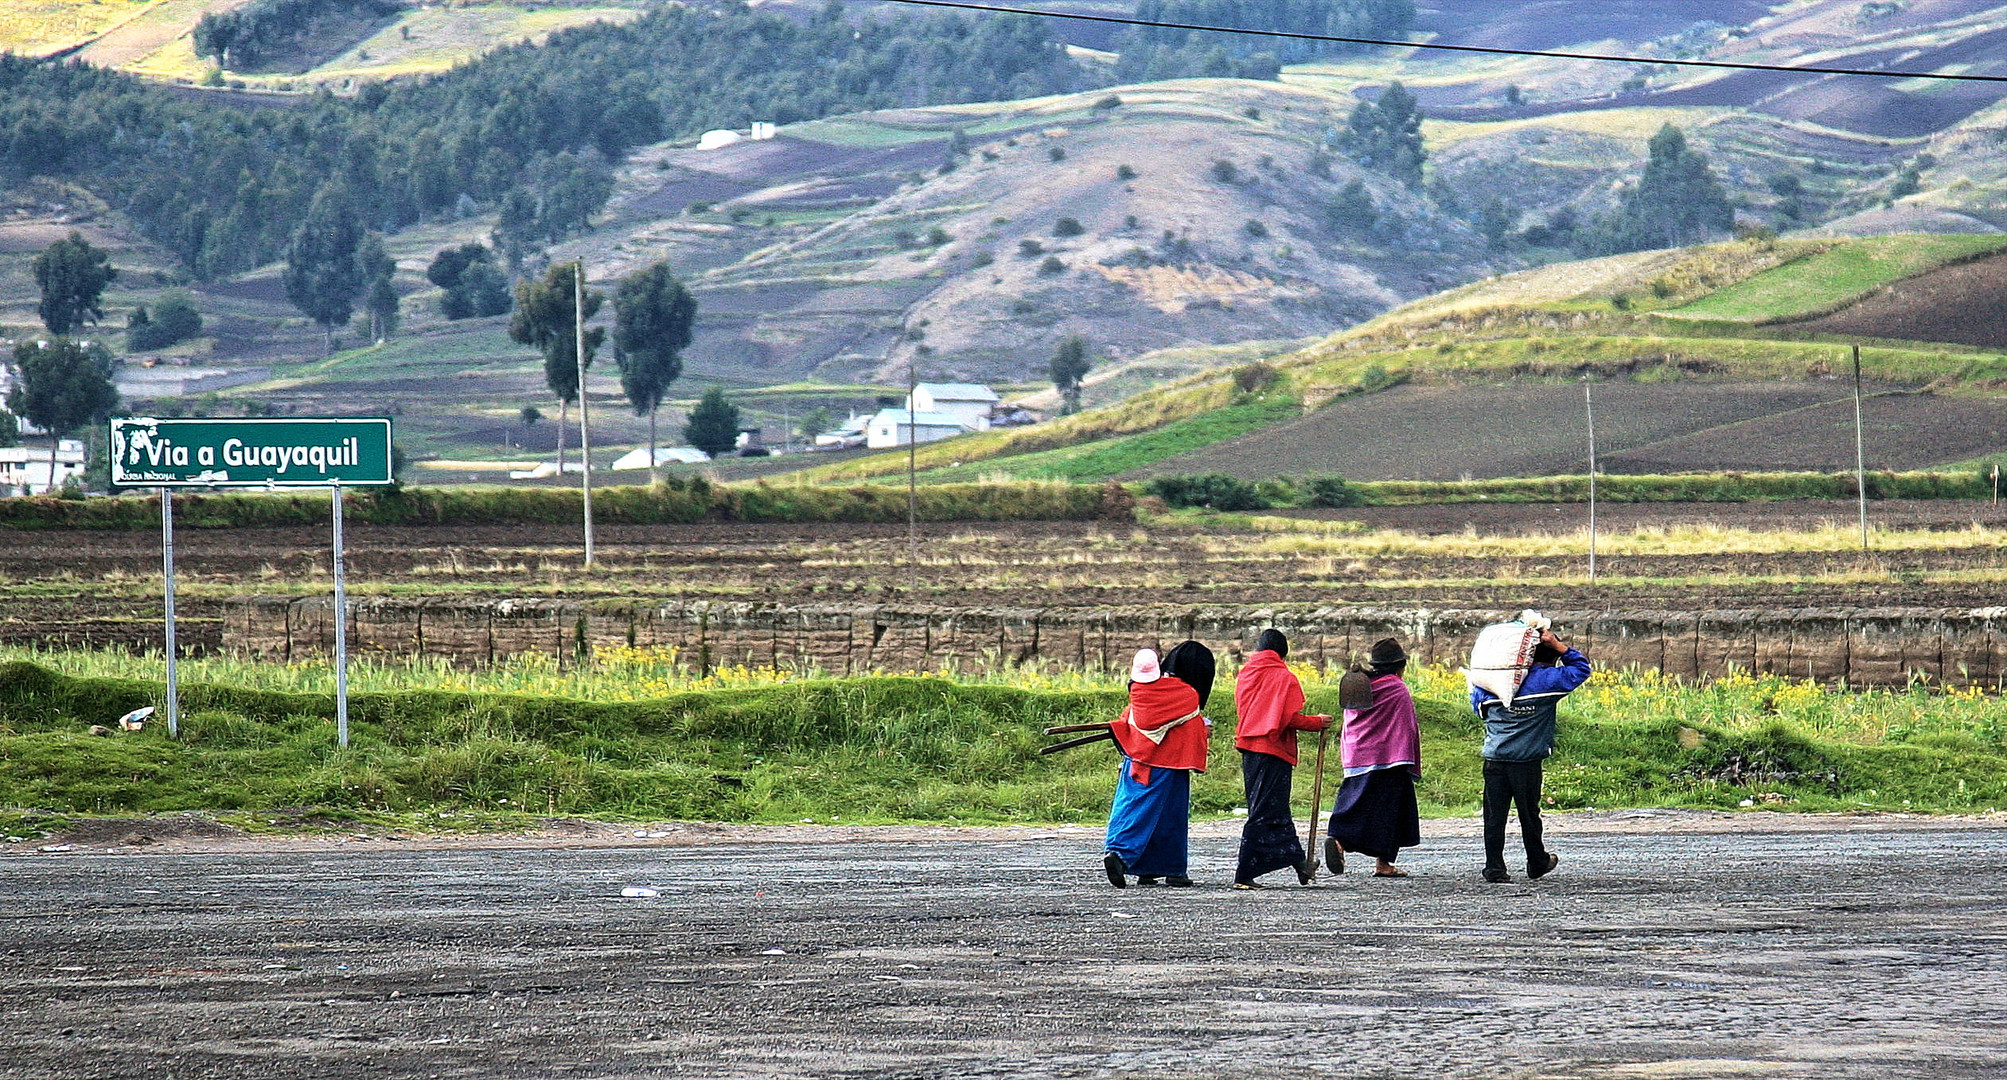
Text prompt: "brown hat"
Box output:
[[1368, 638, 1408, 672]]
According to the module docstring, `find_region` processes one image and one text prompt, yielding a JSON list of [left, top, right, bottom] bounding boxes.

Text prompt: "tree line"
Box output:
[[1114, 0, 1416, 82], [193, 0, 405, 70], [0, 1, 1098, 283]]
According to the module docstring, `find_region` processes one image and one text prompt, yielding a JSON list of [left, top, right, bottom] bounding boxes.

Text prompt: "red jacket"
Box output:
[[1233, 649, 1330, 766], [1111, 675, 1209, 783]]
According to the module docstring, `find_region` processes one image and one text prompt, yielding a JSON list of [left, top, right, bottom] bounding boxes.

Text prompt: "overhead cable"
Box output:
[[869, 0, 2007, 84]]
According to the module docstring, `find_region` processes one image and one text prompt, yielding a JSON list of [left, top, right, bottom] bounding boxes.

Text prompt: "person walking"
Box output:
[[1472, 626, 1591, 883], [1103, 642, 1214, 888], [1231, 629, 1331, 889], [1324, 638, 1423, 877]]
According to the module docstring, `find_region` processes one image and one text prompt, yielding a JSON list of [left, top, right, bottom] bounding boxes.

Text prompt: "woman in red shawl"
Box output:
[[1324, 638, 1423, 877], [1103, 642, 1213, 888], [1231, 629, 1331, 888]]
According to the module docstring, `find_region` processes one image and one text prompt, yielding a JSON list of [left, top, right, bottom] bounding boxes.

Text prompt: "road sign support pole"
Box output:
[[332, 480, 349, 748], [1853, 344, 1868, 553], [161, 488, 178, 739], [575, 261, 595, 569]]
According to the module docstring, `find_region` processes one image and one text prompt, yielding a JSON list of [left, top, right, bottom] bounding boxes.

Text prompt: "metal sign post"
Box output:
[[111, 417, 393, 745], [331, 480, 349, 747], [161, 488, 178, 738]]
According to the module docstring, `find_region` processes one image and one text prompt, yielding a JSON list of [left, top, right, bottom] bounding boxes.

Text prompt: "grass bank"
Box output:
[[1, 658, 2000, 835]]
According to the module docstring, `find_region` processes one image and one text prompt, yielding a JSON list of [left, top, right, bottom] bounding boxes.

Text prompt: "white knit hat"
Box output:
[[1130, 649, 1162, 684]]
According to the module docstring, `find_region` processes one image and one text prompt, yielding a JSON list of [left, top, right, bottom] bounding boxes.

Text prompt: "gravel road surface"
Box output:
[[4, 817, 2004, 1079]]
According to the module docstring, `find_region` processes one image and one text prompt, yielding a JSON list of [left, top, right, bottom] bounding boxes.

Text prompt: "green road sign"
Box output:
[[110, 417, 393, 488]]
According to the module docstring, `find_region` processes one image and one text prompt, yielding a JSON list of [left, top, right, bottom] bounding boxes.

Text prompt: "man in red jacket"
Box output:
[[1231, 629, 1331, 889]]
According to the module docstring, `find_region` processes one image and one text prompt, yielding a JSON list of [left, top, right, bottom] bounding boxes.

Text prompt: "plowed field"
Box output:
[[1799, 251, 2007, 349]]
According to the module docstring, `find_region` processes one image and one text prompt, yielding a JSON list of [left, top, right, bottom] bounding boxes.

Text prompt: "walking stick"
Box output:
[[1302, 727, 1328, 880]]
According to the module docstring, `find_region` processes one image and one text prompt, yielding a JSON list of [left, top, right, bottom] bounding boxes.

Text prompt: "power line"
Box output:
[[870, 0, 2007, 84]]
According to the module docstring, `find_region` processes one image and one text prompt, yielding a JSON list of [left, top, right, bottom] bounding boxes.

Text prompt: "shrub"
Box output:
[[1053, 217, 1085, 237], [1048, 146, 1067, 162], [1018, 239, 1045, 257], [1115, 164, 1137, 181], [1094, 94, 1122, 110], [127, 294, 203, 351], [1244, 219, 1269, 238], [1038, 256, 1065, 276], [1146, 473, 1269, 511], [1211, 159, 1239, 184], [1305, 476, 1364, 508], [1232, 361, 1278, 394]]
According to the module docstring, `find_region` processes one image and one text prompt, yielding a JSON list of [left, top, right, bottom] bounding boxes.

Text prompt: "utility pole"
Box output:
[[576, 260, 595, 568], [907, 360, 918, 591], [1585, 380, 1598, 584], [1853, 344, 1868, 553]]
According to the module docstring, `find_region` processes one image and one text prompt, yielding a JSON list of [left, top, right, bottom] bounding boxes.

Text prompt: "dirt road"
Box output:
[[4, 817, 2004, 1078]]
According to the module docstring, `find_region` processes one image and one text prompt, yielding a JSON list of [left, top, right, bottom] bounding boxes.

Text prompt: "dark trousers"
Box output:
[[1482, 759, 1547, 872]]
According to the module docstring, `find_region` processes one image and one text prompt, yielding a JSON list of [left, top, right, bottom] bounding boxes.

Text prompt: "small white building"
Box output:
[[910, 383, 1000, 432], [866, 409, 969, 449], [611, 446, 712, 470], [0, 439, 87, 495]]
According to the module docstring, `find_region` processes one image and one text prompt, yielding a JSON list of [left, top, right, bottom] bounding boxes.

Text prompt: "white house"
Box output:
[[910, 383, 999, 432], [866, 409, 969, 449], [0, 439, 87, 495], [611, 446, 711, 470]]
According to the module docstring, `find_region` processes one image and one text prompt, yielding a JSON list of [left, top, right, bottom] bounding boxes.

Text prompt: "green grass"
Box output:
[[1668, 234, 2007, 323], [918, 393, 1303, 482], [1, 659, 1999, 835]]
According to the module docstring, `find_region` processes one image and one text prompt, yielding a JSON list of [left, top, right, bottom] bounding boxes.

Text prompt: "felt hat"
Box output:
[[1368, 638, 1408, 671], [1130, 648, 1162, 684]]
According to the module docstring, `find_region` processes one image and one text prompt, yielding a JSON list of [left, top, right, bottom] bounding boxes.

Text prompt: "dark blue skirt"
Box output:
[[1235, 750, 1304, 883], [1327, 767, 1421, 863]]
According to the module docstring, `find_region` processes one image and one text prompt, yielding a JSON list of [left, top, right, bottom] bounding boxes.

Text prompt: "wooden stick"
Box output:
[[1039, 730, 1116, 755], [1042, 722, 1114, 736], [1302, 727, 1329, 880]]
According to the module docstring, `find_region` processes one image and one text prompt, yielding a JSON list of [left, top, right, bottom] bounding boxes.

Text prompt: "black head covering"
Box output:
[[1161, 640, 1216, 708], [1254, 628, 1289, 659], [1368, 637, 1408, 675]]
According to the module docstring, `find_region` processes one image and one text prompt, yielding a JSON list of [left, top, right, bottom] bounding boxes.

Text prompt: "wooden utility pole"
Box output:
[[576, 260, 595, 568], [1853, 344, 1868, 553], [1585, 380, 1598, 583], [907, 360, 919, 591]]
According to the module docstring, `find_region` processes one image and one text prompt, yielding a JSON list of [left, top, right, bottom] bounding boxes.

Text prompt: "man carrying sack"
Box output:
[[1467, 617, 1592, 883]]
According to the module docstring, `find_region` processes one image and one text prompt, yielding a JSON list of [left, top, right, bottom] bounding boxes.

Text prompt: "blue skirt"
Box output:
[[1104, 760, 1190, 877]]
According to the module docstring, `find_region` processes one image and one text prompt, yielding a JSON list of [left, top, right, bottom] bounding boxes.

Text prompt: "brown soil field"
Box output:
[[1798, 251, 2007, 349], [5, 502, 2006, 653], [1136, 382, 2002, 482]]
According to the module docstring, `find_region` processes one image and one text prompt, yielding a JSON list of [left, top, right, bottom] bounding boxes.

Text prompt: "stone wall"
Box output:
[[224, 596, 2007, 689]]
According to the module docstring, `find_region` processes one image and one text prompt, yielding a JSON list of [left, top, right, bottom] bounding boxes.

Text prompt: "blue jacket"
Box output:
[[1470, 648, 1591, 762]]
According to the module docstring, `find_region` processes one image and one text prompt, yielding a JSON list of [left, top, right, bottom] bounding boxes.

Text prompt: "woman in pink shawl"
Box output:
[[1323, 637, 1423, 877]]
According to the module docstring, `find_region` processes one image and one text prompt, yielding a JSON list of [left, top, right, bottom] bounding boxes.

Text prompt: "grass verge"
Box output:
[[1, 659, 2000, 835]]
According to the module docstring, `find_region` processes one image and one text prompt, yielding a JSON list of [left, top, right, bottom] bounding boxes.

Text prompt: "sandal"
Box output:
[[1232, 881, 1265, 890], [1373, 867, 1409, 878], [1323, 836, 1345, 875]]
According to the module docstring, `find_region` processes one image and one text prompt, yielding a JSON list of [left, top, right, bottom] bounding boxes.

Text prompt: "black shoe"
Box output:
[[1482, 867, 1511, 883], [1135, 875, 1162, 887], [1103, 851, 1128, 888], [1529, 853, 1559, 880], [1295, 859, 1315, 885], [1323, 836, 1345, 874], [1164, 875, 1193, 887]]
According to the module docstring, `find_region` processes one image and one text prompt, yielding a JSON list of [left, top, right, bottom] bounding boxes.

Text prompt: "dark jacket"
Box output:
[[1470, 648, 1591, 761]]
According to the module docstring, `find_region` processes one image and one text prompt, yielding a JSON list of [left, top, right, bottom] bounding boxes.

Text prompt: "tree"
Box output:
[[6, 337, 119, 492], [1049, 335, 1092, 415], [282, 190, 367, 354], [126, 292, 204, 351], [359, 235, 397, 344], [32, 231, 117, 335], [431, 244, 512, 320], [612, 261, 698, 466], [1341, 81, 1425, 189], [683, 387, 740, 458], [797, 406, 832, 444], [0, 409, 19, 448], [1586, 124, 1733, 254], [508, 263, 604, 473]]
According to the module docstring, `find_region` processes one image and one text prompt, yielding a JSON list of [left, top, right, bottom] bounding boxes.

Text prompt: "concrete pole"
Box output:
[[332, 481, 349, 748], [1853, 344, 1868, 552], [576, 261, 595, 568], [162, 488, 178, 739], [1585, 380, 1598, 584]]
